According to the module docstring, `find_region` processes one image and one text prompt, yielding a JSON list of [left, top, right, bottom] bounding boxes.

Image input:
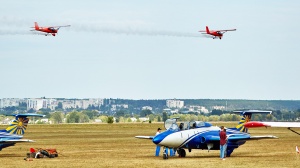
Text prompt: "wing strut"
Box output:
[[288, 127, 300, 136]]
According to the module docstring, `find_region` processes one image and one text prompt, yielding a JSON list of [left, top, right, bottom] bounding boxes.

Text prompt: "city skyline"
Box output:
[[1, 1, 300, 100]]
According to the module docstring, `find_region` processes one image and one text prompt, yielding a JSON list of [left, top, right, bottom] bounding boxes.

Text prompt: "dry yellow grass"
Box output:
[[0, 122, 300, 168]]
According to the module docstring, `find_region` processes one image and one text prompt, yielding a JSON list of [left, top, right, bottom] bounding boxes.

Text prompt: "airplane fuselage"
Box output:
[[153, 126, 248, 156], [154, 126, 220, 148], [208, 31, 223, 39], [35, 27, 57, 36]]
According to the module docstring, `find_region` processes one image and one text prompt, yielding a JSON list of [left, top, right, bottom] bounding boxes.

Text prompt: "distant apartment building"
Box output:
[[166, 99, 184, 108], [26, 98, 104, 111], [0, 98, 21, 108], [27, 98, 57, 111], [46, 99, 57, 110], [163, 108, 178, 115], [142, 106, 152, 111], [212, 106, 225, 110], [27, 98, 47, 111], [188, 105, 209, 113], [111, 104, 128, 111], [61, 99, 104, 109]]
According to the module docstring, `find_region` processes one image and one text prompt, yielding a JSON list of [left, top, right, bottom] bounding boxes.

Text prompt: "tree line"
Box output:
[[1, 108, 299, 124]]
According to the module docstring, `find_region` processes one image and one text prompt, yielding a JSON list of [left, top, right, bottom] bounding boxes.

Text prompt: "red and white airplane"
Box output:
[[199, 26, 236, 39], [30, 22, 71, 36]]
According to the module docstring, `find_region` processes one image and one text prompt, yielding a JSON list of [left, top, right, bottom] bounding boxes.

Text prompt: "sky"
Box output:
[[1, 0, 300, 100]]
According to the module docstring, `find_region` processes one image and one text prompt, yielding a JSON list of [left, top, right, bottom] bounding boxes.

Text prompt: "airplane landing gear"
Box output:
[[163, 153, 168, 159], [163, 147, 168, 159], [178, 148, 186, 157]]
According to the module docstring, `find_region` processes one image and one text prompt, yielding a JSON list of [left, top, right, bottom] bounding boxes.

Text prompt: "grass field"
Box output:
[[0, 122, 300, 168]]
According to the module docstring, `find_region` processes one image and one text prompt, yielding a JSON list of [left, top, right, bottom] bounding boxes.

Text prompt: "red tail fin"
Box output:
[[34, 22, 39, 30], [206, 26, 210, 34]]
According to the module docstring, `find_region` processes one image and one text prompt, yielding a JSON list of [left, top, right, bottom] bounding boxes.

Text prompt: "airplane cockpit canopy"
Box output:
[[164, 119, 212, 131], [189, 121, 212, 128], [164, 118, 179, 131]]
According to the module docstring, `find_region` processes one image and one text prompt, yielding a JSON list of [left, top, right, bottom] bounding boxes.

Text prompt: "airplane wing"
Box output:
[[218, 29, 236, 32], [7, 113, 45, 117], [260, 122, 300, 127], [199, 29, 236, 32], [250, 135, 278, 140], [203, 134, 277, 143], [233, 110, 272, 114], [244, 121, 300, 128], [228, 134, 277, 142], [0, 139, 34, 143], [51, 25, 71, 28], [135, 136, 154, 139]]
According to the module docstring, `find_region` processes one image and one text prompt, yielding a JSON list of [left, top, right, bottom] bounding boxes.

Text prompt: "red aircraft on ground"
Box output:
[[30, 22, 71, 36], [199, 26, 236, 39]]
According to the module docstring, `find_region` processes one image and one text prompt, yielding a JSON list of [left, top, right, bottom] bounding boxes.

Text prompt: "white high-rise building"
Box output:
[[27, 98, 49, 111], [60, 98, 104, 110], [0, 98, 21, 108], [166, 99, 184, 108]]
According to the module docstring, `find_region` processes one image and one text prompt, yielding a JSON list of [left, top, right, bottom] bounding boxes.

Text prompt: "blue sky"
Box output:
[[1, 1, 299, 100]]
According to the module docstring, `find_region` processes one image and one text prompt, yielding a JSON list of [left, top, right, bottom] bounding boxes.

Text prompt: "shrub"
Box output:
[[107, 116, 114, 124]]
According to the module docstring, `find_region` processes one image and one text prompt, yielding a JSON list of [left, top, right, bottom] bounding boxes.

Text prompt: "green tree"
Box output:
[[18, 102, 27, 111], [39, 108, 52, 113], [79, 113, 90, 123], [148, 114, 155, 122], [140, 109, 152, 117], [295, 109, 300, 120], [27, 108, 35, 113], [107, 116, 114, 123], [51, 112, 64, 124], [208, 115, 220, 121], [211, 109, 223, 115], [198, 115, 209, 122], [56, 102, 63, 110], [119, 116, 125, 123], [162, 112, 168, 122], [99, 115, 108, 123], [67, 112, 80, 123], [266, 114, 273, 121], [37, 111, 51, 118], [116, 110, 125, 117], [82, 110, 99, 120], [157, 115, 161, 122]]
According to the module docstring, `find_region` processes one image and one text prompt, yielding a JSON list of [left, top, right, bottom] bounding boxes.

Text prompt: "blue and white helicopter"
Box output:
[[136, 110, 300, 159], [0, 113, 45, 151]]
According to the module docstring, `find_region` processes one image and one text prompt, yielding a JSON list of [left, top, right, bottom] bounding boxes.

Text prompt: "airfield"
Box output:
[[0, 122, 299, 168]]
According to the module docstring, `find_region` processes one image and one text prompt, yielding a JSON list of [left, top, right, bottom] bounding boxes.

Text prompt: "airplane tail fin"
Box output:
[[233, 110, 272, 133], [34, 22, 39, 30], [235, 113, 252, 133], [206, 26, 210, 34], [5, 114, 45, 135]]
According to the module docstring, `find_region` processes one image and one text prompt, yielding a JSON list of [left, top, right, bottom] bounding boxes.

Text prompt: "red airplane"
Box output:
[[199, 26, 236, 39], [30, 22, 71, 36]]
